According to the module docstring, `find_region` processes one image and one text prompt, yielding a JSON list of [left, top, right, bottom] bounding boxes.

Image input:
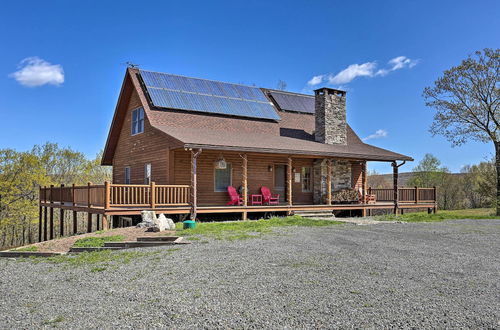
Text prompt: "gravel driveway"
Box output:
[[1, 219, 499, 329]]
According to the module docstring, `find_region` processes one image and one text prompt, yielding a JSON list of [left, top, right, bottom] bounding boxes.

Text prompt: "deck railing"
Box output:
[[40, 182, 191, 209], [369, 187, 436, 203], [40, 184, 436, 209]]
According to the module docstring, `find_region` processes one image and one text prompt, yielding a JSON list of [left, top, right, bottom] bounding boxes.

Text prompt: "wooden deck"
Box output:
[[38, 183, 436, 216]]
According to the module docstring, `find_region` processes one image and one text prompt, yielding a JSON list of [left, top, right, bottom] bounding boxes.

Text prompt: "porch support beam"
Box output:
[[190, 148, 202, 221], [361, 161, 367, 216], [392, 160, 406, 215], [326, 159, 332, 205], [241, 153, 248, 220], [287, 156, 293, 207]]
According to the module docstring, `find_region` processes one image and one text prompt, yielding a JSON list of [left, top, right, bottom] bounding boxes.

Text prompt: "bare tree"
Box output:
[[423, 48, 500, 214], [276, 80, 287, 91]]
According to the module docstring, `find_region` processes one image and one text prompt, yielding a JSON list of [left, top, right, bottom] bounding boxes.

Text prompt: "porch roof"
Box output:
[[153, 124, 413, 161]]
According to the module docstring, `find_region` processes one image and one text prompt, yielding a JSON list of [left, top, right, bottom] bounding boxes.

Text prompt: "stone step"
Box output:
[[0, 251, 66, 258], [104, 241, 186, 248], [295, 211, 334, 218], [69, 247, 124, 253], [136, 236, 181, 242]]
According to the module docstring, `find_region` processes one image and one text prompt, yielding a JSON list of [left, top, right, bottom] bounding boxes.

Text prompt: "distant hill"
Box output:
[[368, 172, 463, 188]]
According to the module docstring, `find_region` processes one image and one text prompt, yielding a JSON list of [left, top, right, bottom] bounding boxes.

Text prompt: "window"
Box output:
[[214, 163, 232, 192], [144, 163, 151, 185], [131, 107, 144, 135], [124, 167, 131, 184], [301, 167, 312, 192]]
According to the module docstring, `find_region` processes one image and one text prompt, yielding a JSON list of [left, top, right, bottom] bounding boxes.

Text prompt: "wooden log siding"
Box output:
[[173, 150, 316, 205]]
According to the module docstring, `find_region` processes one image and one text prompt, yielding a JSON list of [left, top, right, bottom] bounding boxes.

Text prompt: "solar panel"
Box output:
[[139, 70, 280, 121], [268, 90, 315, 114]]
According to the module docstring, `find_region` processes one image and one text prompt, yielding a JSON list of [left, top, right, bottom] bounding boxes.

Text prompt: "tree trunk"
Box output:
[[494, 141, 500, 214]]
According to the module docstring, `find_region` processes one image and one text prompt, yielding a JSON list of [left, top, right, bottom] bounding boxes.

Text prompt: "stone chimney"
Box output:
[[314, 87, 347, 145]]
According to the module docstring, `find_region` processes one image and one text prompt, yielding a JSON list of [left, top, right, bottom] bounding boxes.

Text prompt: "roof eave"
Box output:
[[183, 143, 413, 162]]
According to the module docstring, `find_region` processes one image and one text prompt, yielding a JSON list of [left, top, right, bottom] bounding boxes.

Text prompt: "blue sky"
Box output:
[[0, 0, 498, 173]]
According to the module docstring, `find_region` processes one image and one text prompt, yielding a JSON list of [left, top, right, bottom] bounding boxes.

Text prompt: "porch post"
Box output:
[[392, 161, 399, 215], [326, 159, 332, 205], [392, 160, 406, 215], [287, 156, 293, 207], [361, 161, 367, 216], [190, 148, 202, 220], [38, 186, 42, 242], [241, 153, 248, 220]]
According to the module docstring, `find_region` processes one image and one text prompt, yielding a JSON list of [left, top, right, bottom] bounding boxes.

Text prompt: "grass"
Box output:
[[42, 316, 64, 326], [376, 208, 500, 223], [176, 215, 342, 240], [72, 235, 125, 247], [14, 246, 38, 252]]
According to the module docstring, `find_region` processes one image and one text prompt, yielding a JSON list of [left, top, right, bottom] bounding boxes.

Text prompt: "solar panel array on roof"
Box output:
[[139, 70, 280, 121], [268, 90, 315, 114]]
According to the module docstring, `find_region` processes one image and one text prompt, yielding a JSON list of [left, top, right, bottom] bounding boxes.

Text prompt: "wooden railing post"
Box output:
[[105, 181, 111, 210], [433, 186, 437, 213], [60, 184, 64, 205], [72, 183, 75, 206], [59, 184, 64, 237], [150, 181, 156, 209], [415, 186, 419, 204], [87, 182, 92, 208]]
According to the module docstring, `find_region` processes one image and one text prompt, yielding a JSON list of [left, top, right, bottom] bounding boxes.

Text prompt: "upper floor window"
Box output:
[[144, 163, 151, 185], [131, 107, 144, 135], [124, 166, 131, 184]]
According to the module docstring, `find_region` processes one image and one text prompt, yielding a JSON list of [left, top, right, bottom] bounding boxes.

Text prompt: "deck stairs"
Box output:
[[294, 210, 334, 219]]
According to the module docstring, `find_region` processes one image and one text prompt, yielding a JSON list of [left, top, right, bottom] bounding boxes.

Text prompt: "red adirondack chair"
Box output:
[[227, 186, 243, 206], [260, 186, 280, 205]]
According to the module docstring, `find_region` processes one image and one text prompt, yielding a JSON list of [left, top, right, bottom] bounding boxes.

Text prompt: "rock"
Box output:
[[136, 210, 157, 228], [153, 214, 170, 232], [156, 214, 176, 230], [166, 217, 176, 230]]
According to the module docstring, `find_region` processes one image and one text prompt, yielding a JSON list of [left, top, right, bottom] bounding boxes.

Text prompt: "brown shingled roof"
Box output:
[[102, 68, 413, 164], [153, 124, 412, 161]]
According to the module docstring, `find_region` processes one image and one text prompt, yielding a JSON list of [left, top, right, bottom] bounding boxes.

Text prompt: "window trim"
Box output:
[[214, 162, 232, 192], [131, 107, 144, 136], [301, 166, 312, 192], [124, 166, 131, 184], [144, 163, 151, 185]]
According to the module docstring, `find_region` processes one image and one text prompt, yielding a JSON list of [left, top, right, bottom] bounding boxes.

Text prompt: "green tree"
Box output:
[[423, 48, 500, 214]]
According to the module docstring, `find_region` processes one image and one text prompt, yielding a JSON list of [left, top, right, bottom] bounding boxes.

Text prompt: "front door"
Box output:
[[274, 164, 287, 203]]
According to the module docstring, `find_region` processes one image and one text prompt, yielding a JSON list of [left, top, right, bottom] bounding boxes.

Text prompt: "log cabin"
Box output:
[[38, 67, 437, 238]]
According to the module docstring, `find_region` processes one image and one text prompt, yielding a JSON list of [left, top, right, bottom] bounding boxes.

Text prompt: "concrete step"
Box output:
[[295, 211, 334, 218], [0, 251, 66, 258], [136, 236, 181, 242], [104, 240, 186, 248], [69, 247, 124, 253]]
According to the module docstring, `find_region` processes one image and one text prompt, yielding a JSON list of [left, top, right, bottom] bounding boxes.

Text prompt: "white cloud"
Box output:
[[307, 75, 324, 86], [328, 62, 377, 85], [10, 57, 64, 87], [306, 55, 418, 87], [363, 129, 388, 141], [388, 56, 419, 71]]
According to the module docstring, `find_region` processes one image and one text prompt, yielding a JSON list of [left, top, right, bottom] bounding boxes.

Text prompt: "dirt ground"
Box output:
[[10, 227, 177, 253]]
